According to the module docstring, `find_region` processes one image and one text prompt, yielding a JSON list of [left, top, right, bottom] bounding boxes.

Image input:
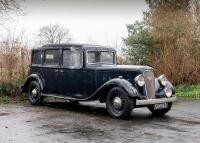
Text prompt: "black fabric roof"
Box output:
[[32, 43, 115, 51]]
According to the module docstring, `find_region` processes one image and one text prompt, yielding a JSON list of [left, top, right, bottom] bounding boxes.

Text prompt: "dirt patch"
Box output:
[[0, 113, 9, 116]]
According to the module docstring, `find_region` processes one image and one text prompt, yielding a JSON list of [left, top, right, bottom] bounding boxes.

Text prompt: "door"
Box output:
[[60, 48, 85, 98], [42, 49, 61, 94]]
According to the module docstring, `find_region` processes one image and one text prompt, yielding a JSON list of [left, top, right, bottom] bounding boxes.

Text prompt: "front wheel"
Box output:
[[148, 102, 172, 117], [106, 87, 134, 119]]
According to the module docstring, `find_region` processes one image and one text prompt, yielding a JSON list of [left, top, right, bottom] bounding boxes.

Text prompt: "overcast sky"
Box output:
[[3, 0, 147, 53]]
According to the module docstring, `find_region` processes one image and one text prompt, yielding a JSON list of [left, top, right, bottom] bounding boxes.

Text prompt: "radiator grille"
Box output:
[[143, 70, 155, 98]]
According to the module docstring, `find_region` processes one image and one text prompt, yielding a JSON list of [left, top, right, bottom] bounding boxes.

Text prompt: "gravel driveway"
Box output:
[[0, 97, 200, 143]]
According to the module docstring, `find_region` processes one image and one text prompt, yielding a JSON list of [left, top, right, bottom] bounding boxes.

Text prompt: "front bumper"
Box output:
[[136, 96, 176, 106]]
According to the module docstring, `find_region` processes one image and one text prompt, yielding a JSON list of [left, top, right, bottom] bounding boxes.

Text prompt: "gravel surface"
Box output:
[[0, 97, 200, 143]]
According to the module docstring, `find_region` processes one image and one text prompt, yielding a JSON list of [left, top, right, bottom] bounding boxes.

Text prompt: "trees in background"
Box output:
[[37, 24, 72, 45], [0, 0, 20, 10], [123, 19, 151, 65], [123, 0, 200, 84], [0, 0, 29, 96], [0, 0, 21, 24], [0, 27, 29, 81]]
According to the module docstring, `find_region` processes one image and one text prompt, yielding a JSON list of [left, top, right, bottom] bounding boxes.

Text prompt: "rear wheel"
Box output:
[[28, 81, 43, 105], [148, 102, 172, 117], [106, 87, 134, 119]]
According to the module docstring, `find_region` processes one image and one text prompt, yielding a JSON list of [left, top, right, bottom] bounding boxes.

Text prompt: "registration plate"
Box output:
[[154, 103, 168, 110]]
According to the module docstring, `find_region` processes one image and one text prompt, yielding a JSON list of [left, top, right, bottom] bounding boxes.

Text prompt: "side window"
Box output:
[[63, 49, 83, 69], [44, 50, 60, 66], [32, 50, 43, 65], [87, 52, 96, 63], [101, 52, 114, 63]]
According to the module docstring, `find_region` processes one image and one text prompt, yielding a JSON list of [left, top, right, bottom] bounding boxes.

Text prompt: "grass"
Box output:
[[0, 94, 27, 104], [176, 84, 200, 98], [0, 79, 26, 104]]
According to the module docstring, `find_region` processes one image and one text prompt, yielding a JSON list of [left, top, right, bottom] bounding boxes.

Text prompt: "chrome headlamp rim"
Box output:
[[164, 88, 173, 97], [158, 74, 168, 86], [134, 74, 145, 87]]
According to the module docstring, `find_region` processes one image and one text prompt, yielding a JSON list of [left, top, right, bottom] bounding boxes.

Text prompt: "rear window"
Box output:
[[32, 50, 43, 65], [44, 50, 60, 66]]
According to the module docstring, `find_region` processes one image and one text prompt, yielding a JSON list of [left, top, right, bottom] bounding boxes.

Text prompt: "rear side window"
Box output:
[[63, 49, 83, 69], [32, 50, 43, 65], [44, 50, 60, 66]]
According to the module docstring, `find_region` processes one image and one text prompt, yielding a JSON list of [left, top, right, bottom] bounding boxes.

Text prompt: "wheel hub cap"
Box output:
[[31, 89, 37, 97], [113, 97, 122, 110]]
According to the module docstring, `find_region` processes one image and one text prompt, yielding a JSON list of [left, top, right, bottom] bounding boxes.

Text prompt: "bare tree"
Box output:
[[38, 24, 72, 45], [0, 0, 19, 11], [0, 0, 21, 23]]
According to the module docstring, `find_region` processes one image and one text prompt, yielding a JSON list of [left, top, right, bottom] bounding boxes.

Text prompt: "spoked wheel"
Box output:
[[106, 87, 134, 119], [28, 81, 43, 105]]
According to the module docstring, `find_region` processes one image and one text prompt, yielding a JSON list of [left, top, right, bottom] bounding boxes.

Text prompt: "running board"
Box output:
[[41, 94, 86, 101]]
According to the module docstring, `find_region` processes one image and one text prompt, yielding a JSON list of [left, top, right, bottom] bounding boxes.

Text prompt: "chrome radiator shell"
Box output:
[[143, 70, 155, 98]]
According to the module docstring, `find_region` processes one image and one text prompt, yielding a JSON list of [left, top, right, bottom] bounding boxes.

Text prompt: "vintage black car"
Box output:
[[22, 43, 176, 119]]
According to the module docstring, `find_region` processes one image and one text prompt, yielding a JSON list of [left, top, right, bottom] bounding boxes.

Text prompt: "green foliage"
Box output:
[[123, 20, 151, 64], [0, 95, 11, 104], [0, 79, 27, 104], [176, 84, 200, 98], [0, 94, 26, 104], [0, 80, 22, 96]]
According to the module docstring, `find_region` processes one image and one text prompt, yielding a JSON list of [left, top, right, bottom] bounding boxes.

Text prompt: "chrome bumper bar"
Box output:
[[136, 96, 176, 106]]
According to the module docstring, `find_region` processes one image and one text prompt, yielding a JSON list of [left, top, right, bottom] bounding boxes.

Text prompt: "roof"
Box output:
[[32, 43, 115, 51]]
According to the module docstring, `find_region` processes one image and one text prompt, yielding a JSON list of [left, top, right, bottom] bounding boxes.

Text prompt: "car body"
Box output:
[[22, 43, 176, 119]]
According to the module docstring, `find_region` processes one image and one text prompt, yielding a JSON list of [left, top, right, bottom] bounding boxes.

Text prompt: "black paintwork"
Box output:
[[22, 43, 154, 101]]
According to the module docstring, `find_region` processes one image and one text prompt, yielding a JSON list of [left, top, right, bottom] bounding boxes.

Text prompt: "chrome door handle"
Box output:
[[60, 70, 64, 73], [54, 69, 59, 72]]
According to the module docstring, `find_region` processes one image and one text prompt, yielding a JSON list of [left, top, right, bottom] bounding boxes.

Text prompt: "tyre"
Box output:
[[28, 81, 43, 105], [148, 102, 172, 117], [106, 87, 134, 119]]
